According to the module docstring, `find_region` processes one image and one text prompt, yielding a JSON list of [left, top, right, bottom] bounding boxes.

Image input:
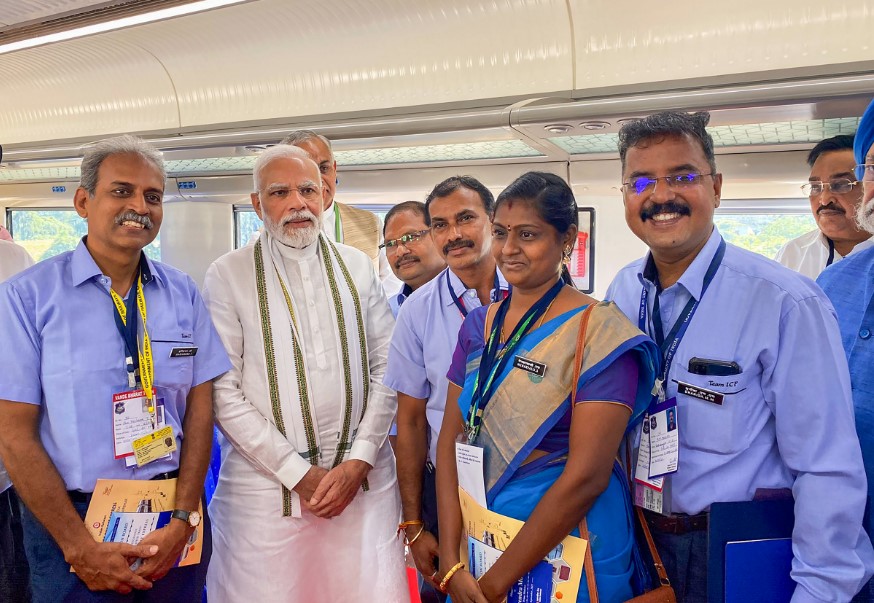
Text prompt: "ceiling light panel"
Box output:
[[335, 140, 543, 166], [553, 118, 862, 154]]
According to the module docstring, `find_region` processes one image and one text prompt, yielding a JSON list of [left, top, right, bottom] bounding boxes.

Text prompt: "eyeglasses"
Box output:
[[380, 229, 430, 250], [801, 178, 859, 197], [855, 164, 874, 182], [621, 173, 715, 196]]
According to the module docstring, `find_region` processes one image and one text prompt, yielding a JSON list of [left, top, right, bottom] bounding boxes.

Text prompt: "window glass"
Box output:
[[714, 213, 816, 259], [7, 209, 161, 262]]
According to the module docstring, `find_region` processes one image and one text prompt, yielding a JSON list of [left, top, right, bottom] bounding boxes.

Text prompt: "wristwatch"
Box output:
[[171, 509, 202, 528]]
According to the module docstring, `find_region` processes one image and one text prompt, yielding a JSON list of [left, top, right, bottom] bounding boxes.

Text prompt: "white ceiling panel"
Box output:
[[0, 0, 111, 26], [570, 0, 873, 90]]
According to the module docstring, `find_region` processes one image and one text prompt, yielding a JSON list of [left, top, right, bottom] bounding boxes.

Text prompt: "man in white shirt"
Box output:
[[775, 134, 873, 278], [202, 145, 408, 602], [0, 238, 34, 603], [280, 129, 402, 293]]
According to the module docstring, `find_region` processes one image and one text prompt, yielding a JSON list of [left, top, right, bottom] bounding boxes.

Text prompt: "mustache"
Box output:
[[640, 202, 691, 222], [115, 210, 153, 229], [394, 255, 419, 269], [817, 203, 845, 215], [443, 239, 474, 255], [281, 210, 317, 226]]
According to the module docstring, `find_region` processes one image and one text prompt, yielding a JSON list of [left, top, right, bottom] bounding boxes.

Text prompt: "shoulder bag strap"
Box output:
[[572, 304, 600, 602]]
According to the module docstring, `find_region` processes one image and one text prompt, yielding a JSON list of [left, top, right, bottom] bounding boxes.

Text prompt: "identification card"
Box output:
[[455, 440, 487, 507], [113, 390, 158, 459], [132, 426, 177, 467], [170, 346, 198, 358], [635, 482, 665, 514], [634, 414, 664, 491], [676, 380, 724, 405], [647, 398, 679, 478]]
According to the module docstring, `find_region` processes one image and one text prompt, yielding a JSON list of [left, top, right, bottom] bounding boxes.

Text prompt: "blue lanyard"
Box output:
[[109, 254, 151, 383], [445, 270, 503, 318], [638, 239, 726, 391], [466, 278, 564, 442]]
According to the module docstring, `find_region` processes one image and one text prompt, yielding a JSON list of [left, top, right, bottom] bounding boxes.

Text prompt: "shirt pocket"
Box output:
[[671, 364, 758, 455], [149, 333, 195, 391]]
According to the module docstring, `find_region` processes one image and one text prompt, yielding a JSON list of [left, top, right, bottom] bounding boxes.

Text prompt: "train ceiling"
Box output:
[[1, 0, 873, 183]]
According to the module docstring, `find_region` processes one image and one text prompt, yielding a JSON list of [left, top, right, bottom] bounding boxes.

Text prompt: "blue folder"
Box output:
[[708, 499, 794, 603], [725, 538, 794, 603]]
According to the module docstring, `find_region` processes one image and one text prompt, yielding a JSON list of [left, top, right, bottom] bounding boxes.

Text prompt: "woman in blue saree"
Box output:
[[435, 172, 658, 603]]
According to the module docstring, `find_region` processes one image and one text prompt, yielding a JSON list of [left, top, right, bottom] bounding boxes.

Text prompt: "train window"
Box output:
[[6, 209, 161, 262], [714, 211, 816, 259], [233, 205, 392, 250]]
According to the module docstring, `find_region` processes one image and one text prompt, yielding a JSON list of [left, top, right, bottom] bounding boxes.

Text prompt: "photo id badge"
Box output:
[[132, 425, 177, 467], [647, 397, 680, 479], [112, 389, 157, 459], [634, 413, 665, 492]]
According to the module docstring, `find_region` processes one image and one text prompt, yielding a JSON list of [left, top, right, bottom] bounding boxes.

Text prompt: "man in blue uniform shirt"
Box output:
[[605, 111, 873, 602], [384, 176, 507, 601], [0, 135, 232, 602], [818, 97, 874, 603]]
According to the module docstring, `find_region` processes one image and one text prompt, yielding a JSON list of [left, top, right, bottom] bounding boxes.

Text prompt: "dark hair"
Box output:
[[495, 171, 578, 287], [383, 201, 427, 235], [807, 134, 855, 167], [618, 111, 717, 175], [424, 176, 494, 226]]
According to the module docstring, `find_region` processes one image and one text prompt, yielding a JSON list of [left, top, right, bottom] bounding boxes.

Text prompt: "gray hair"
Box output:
[[79, 134, 165, 196], [618, 111, 717, 175], [279, 129, 333, 154], [253, 144, 320, 191]]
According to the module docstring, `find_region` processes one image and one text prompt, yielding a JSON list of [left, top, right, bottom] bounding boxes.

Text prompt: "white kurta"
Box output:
[[774, 228, 874, 279], [202, 240, 409, 602]]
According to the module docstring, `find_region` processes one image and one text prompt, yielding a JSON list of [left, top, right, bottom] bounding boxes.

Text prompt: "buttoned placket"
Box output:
[[299, 258, 330, 370]]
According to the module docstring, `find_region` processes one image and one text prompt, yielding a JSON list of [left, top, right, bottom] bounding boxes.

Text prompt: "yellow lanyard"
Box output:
[[109, 274, 154, 402]]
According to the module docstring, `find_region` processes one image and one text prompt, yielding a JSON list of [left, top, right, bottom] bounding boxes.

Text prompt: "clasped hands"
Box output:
[[294, 459, 371, 518]]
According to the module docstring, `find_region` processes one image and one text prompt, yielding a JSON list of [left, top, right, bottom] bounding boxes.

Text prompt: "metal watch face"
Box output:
[[188, 510, 202, 527]]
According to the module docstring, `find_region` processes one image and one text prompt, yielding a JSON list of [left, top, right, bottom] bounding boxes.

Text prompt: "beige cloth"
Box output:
[[202, 239, 408, 602]]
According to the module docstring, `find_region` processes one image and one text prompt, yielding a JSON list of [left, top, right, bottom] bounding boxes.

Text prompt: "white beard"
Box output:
[[856, 196, 874, 235], [264, 211, 321, 248]]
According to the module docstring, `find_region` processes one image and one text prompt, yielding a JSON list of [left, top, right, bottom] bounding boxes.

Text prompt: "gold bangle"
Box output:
[[405, 525, 425, 546], [439, 562, 465, 593], [397, 519, 423, 538]]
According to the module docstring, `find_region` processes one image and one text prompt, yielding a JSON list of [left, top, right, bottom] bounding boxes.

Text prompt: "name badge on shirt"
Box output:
[[132, 425, 177, 467], [513, 355, 547, 382], [676, 380, 724, 405], [170, 346, 198, 358]]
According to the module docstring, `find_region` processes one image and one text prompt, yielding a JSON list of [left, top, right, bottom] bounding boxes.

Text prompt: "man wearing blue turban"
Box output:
[[819, 98, 874, 601]]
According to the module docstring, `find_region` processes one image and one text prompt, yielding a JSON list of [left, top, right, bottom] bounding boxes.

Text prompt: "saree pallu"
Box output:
[[456, 302, 658, 603]]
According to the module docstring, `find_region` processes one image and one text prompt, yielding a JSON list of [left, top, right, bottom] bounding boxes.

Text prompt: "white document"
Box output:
[[455, 441, 487, 507]]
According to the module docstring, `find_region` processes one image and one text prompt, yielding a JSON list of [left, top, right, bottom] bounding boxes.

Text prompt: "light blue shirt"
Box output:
[[818, 246, 874, 535], [606, 227, 874, 603], [0, 239, 232, 493], [384, 267, 508, 464], [389, 283, 413, 318]]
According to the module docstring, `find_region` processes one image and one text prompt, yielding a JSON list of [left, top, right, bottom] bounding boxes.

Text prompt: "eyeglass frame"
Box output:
[[620, 172, 717, 197], [379, 228, 431, 251], [855, 164, 874, 182], [800, 178, 860, 197]]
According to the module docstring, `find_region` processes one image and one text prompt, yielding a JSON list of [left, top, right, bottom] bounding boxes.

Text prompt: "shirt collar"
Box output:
[[444, 266, 509, 307], [638, 226, 723, 300], [71, 237, 162, 288]]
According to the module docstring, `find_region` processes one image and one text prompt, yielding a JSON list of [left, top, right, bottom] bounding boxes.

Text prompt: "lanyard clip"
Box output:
[[651, 378, 664, 399]]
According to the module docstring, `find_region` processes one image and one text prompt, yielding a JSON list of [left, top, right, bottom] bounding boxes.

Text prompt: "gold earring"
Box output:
[[562, 247, 572, 262]]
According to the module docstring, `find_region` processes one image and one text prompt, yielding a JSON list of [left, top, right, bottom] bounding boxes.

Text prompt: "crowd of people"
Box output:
[[0, 100, 873, 603]]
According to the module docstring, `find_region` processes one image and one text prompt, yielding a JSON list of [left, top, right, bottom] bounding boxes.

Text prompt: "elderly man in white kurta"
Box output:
[[202, 145, 408, 602]]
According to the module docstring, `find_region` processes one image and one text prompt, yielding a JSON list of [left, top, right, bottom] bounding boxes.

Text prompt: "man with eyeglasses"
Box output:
[[384, 176, 507, 602], [606, 111, 873, 602], [775, 134, 872, 279], [382, 201, 446, 317], [818, 99, 874, 603]]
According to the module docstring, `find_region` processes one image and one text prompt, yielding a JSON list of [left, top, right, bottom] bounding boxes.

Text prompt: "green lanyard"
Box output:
[[333, 206, 343, 242]]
